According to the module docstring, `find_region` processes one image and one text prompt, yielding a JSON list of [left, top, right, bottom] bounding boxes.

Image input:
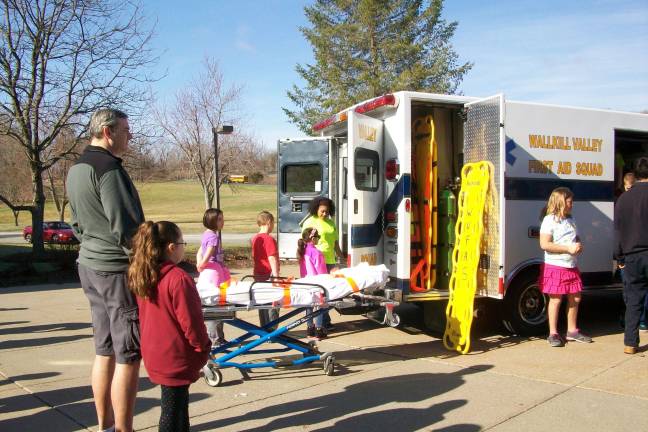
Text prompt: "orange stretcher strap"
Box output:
[[345, 276, 360, 293], [331, 273, 359, 293], [272, 280, 293, 308], [218, 281, 229, 306], [283, 285, 292, 307]]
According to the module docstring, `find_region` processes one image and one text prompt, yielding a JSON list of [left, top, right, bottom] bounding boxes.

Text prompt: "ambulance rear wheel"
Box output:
[[502, 270, 547, 336], [203, 365, 222, 387]]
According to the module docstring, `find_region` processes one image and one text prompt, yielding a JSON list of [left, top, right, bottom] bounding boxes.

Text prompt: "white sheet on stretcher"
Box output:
[[198, 263, 389, 307]]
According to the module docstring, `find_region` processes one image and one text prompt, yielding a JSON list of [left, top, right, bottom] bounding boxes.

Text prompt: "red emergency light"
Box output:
[[385, 158, 399, 180], [354, 94, 397, 114], [312, 93, 398, 132]]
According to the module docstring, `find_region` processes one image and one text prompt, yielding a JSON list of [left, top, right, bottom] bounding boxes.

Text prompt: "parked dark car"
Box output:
[[23, 221, 79, 244]]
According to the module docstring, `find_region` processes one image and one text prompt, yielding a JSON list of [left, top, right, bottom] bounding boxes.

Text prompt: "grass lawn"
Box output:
[[0, 181, 277, 234]]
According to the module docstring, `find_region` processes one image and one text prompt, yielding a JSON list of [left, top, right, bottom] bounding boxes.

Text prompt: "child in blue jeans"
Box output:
[[297, 227, 329, 339]]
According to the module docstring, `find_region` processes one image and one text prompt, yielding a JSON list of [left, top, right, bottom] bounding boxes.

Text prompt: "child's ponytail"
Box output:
[[128, 221, 181, 298], [297, 238, 307, 262], [296, 227, 316, 262]]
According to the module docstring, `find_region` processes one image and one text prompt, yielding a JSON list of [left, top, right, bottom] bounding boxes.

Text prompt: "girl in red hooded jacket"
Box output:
[[128, 221, 210, 432]]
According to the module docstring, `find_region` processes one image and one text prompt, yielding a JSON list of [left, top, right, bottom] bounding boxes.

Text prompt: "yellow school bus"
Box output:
[[228, 174, 248, 183]]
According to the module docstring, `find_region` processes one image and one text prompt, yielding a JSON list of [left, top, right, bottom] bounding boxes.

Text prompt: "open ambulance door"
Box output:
[[463, 95, 505, 298], [277, 138, 330, 259], [347, 111, 384, 267]]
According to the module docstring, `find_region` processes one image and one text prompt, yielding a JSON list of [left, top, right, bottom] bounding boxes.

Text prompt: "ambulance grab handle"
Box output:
[[289, 196, 315, 202], [354, 199, 358, 214]]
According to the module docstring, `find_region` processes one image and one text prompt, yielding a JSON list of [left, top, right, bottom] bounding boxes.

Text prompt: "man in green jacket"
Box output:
[[67, 108, 144, 432]]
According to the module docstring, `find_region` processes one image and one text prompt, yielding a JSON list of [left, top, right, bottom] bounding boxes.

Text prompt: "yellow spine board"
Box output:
[[443, 161, 493, 354], [410, 115, 438, 292]]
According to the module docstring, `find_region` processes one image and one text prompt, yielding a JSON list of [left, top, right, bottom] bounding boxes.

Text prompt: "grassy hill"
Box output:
[[0, 181, 277, 234]]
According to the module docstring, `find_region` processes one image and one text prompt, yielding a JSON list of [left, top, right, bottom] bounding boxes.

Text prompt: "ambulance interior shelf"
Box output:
[[409, 113, 459, 292]]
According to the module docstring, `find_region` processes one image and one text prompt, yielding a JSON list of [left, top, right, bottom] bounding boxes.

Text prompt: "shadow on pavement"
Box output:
[[0, 371, 60, 385], [0, 376, 211, 431], [1, 283, 81, 294], [0, 320, 93, 352], [322, 313, 529, 358], [0, 320, 29, 326], [403, 292, 625, 341], [0, 377, 153, 432], [0, 334, 93, 350], [0, 322, 91, 336], [192, 368, 491, 431]]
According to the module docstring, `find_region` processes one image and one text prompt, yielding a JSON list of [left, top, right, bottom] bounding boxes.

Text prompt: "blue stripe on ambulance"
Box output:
[[351, 174, 411, 247]]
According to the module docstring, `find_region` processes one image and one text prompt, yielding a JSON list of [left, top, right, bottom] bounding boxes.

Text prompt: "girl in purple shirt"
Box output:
[[196, 208, 230, 345], [297, 227, 329, 339]]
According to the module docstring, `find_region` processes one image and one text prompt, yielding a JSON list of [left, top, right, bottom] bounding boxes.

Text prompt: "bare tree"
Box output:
[[155, 58, 261, 209], [0, 133, 32, 225], [0, 0, 157, 254], [43, 128, 83, 222]]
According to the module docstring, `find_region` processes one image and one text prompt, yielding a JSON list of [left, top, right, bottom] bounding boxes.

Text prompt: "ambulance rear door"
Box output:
[[347, 111, 384, 266], [277, 138, 331, 259], [463, 94, 505, 297]]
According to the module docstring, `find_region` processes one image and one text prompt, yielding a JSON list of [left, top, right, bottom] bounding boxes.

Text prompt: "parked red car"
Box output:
[[23, 221, 79, 244]]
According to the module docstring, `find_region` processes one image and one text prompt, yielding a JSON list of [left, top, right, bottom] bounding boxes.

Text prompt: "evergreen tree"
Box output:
[[284, 0, 472, 133]]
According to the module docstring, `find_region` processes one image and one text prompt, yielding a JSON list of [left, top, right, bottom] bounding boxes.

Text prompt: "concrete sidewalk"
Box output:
[[1, 265, 647, 431]]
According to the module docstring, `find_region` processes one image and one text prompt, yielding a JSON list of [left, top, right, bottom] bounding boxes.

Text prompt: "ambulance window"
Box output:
[[354, 148, 379, 191], [283, 164, 322, 193]]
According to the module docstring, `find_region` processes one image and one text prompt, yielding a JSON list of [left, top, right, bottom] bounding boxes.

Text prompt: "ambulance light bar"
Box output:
[[312, 93, 397, 132], [354, 94, 397, 114]]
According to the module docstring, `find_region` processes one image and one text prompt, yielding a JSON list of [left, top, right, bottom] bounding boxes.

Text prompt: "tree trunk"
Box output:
[[203, 189, 211, 210], [59, 200, 68, 222], [46, 170, 64, 219], [31, 169, 46, 256]]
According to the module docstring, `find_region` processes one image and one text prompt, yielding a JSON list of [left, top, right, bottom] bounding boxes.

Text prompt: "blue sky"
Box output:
[[146, 0, 648, 148]]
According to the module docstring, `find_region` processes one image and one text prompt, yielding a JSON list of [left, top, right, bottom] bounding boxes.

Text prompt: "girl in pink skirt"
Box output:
[[539, 187, 592, 347]]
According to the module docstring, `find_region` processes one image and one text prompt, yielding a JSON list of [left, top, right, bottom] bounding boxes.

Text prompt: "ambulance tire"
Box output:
[[502, 269, 547, 336], [423, 301, 448, 334]]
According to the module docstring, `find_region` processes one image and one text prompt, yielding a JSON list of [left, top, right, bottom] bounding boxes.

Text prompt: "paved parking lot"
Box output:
[[1, 265, 647, 431]]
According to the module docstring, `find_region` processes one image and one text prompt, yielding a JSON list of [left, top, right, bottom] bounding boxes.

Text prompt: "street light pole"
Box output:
[[212, 128, 220, 209], [212, 125, 234, 209]]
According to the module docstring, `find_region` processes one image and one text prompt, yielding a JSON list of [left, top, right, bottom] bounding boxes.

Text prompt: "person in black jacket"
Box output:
[[67, 108, 144, 432], [615, 157, 648, 355]]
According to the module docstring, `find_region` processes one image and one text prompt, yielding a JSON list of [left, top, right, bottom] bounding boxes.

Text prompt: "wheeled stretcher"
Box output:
[[198, 264, 400, 387]]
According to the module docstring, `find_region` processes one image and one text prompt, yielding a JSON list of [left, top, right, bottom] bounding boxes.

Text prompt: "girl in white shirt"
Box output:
[[539, 187, 592, 347]]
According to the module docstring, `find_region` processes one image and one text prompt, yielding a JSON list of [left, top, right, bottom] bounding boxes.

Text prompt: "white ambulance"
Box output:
[[277, 91, 648, 335]]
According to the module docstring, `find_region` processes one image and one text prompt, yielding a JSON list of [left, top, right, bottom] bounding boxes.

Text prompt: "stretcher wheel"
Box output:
[[388, 313, 401, 328], [203, 365, 223, 387], [323, 356, 335, 376]]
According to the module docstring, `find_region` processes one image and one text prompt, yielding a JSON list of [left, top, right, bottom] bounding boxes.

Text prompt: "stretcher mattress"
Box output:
[[198, 263, 389, 307]]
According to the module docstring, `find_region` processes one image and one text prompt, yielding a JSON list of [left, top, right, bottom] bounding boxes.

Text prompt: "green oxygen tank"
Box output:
[[437, 185, 457, 290]]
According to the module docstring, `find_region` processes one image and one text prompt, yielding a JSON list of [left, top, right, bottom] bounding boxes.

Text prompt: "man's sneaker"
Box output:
[[566, 330, 592, 343], [306, 326, 316, 338], [547, 333, 563, 347], [639, 322, 648, 332]]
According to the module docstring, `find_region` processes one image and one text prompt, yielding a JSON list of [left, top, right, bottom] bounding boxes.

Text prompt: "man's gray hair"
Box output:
[[89, 108, 128, 139]]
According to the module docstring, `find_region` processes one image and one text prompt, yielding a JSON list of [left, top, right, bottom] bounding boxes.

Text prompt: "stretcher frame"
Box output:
[[201, 276, 399, 387]]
